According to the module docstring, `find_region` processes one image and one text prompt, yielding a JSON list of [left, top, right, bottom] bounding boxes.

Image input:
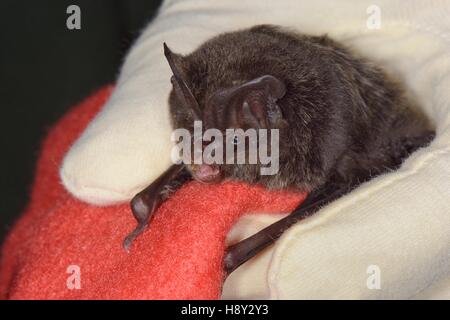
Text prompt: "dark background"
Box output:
[[0, 0, 163, 244]]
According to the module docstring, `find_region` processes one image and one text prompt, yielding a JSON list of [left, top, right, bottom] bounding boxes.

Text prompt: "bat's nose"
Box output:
[[190, 164, 222, 184]]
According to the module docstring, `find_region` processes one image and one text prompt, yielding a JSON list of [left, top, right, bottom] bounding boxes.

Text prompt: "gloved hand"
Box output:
[[59, 0, 450, 299]]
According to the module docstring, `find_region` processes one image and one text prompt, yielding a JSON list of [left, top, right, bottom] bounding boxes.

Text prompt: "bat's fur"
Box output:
[[168, 25, 435, 192], [124, 24, 435, 254]]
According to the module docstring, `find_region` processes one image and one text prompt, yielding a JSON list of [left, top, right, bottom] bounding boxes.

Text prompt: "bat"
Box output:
[[123, 25, 435, 276]]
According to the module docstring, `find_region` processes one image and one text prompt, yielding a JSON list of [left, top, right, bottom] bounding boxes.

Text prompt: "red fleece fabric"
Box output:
[[0, 86, 306, 300]]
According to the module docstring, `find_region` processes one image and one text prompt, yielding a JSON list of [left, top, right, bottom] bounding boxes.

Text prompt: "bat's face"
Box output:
[[164, 44, 287, 185]]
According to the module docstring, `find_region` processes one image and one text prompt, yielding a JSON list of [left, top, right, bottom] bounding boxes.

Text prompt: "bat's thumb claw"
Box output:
[[122, 236, 133, 253], [122, 223, 148, 253]]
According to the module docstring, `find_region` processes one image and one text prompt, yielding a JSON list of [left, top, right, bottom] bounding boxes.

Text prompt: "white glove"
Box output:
[[60, 0, 450, 299]]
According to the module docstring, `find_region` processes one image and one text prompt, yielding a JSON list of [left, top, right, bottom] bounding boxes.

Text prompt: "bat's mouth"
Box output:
[[190, 164, 222, 184]]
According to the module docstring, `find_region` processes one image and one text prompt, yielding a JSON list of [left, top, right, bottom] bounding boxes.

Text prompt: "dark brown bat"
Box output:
[[123, 25, 435, 276]]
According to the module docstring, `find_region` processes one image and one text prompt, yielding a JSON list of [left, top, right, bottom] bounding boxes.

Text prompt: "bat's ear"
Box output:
[[163, 43, 201, 120], [208, 75, 287, 129]]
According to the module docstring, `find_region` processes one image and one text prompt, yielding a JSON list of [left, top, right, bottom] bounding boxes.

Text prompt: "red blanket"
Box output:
[[0, 86, 306, 299]]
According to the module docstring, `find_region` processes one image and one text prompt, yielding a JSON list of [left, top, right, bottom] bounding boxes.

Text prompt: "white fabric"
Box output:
[[60, 0, 450, 299]]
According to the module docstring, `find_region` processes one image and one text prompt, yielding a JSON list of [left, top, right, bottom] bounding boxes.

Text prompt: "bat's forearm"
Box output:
[[223, 183, 350, 275]]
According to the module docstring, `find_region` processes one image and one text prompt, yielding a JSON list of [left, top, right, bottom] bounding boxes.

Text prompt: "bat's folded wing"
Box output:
[[57, 0, 450, 299]]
